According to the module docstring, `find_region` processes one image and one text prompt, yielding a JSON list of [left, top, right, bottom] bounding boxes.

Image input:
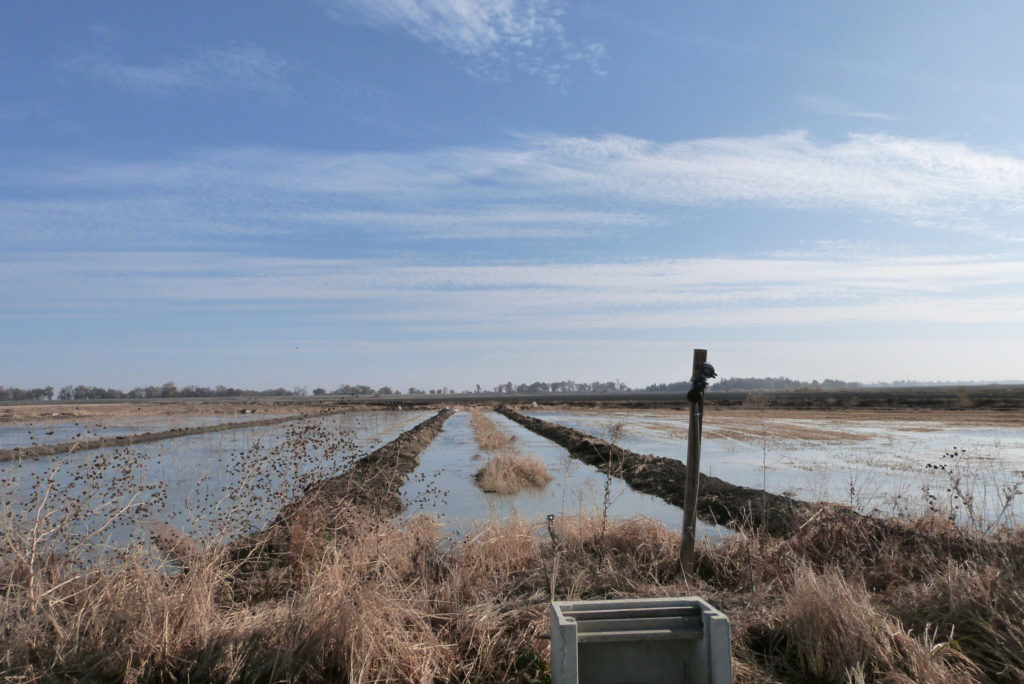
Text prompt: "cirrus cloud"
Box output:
[[316, 0, 604, 83], [65, 45, 290, 96], [4, 131, 1024, 245]]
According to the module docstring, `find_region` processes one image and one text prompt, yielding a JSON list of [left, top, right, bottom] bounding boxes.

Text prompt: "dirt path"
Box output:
[[497, 405, 809, 535], [0, 413, 309, 462]]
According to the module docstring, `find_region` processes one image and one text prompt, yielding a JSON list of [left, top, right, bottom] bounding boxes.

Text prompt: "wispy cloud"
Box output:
[[65, 46, 289, 95], [5, 250, 1023, 384], [5, 251, 1023, 332], [295, 207, 648, 238], [317, 0, 603, 84], [5, 131, 1024, 245], [796, 95, 898, 121]]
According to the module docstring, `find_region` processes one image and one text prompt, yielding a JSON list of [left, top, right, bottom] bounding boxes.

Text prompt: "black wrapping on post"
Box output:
[[687, 362, 717, 402]]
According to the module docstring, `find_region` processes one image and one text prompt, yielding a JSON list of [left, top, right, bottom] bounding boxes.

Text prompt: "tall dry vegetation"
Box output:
[[6, 497, 1024, 681], [4, 415, 1024, 681], [468, 408, 517, 455], [475, 454, 553, 494], [469, 409, 552, 494]]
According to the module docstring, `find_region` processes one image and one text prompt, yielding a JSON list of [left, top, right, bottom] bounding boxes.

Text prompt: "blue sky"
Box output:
[[3, 1, 1024, 390]]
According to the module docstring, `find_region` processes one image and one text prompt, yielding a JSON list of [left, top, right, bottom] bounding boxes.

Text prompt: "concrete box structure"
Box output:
[[550, 597, 731, 684]]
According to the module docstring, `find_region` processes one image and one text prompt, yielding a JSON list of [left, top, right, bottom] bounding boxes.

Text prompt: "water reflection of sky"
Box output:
[[526, 409, 1024, 524], [0, 412, 284, 449], [0, 410, 430, 556], [399, 411, 729, 540]]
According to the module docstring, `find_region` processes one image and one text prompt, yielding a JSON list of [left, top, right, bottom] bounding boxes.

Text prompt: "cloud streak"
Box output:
[[796, 95, 898, 121], [66, 46, 289, 95], [6, 249, 1022, 384], [5, 131, 1024, 245], [317, 0, 603, 83], [5, 251, 1022, 332]]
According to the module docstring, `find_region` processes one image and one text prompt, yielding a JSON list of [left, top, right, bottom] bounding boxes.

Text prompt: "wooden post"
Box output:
[[681, 348, 708, 573]]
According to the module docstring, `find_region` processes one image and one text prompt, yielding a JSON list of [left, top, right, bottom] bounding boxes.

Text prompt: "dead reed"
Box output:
[[4, 413, 1024, 682], [468, 408, 516, 454], [474, 453, 553, 494], [469, 409, 552, 494], [5, 501, 1024, 682]]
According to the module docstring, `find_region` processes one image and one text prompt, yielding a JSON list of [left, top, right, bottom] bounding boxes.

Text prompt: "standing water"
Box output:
[[399, 411, 729, 539]]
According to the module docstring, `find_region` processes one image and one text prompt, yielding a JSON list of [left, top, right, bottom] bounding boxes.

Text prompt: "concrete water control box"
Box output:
[[550, 597, 732, 684]]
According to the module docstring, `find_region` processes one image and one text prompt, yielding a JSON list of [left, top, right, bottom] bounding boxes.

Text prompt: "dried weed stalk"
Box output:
[[469, 409, 552, 494]]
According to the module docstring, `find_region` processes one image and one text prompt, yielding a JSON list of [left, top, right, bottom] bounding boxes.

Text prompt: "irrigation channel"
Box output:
[[397, 409, 728, 538], [499, 406, 802, 535], [232, 406, 731, 574], [2, 406, 740, 567]]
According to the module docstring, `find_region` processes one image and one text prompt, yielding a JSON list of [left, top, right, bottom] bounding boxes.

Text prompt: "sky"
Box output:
[[2, 1, 1024, 391]]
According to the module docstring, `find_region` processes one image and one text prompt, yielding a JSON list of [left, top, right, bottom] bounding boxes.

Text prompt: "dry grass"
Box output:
[[5, 504, 1024, 682], [469, 409, 552, 494], [474, 453, 553, 494], [5, 412, 1024, 682], [768, 564, 981, 682], [468, 408, 517, 454]]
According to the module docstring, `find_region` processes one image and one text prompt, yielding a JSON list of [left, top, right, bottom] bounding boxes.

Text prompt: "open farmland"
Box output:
[[0, 405, 432, 555], [518, 404, 1024, 527], [2, 395, 1024, 681]]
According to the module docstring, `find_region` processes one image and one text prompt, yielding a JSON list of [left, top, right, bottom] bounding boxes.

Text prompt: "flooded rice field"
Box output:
[[526, 407, 1024, 524], [399, 411, 727, 539], [7, 401, 1020, 564], [0, 411, 285, 449], [0, 410, 430, 557]]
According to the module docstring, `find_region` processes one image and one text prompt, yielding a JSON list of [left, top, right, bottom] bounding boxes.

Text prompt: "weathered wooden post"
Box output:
[[681, 348, 715, 572]]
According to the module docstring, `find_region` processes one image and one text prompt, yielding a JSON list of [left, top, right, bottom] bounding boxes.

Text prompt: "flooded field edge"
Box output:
[[497, 405, 809, 535], [0, 411, 311, 462], [7, 403, 1024, 682], [243, 408, 455, 560]]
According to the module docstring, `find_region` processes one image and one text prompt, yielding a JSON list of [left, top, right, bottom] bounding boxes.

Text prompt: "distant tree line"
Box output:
[[706, 377, 862, 392], [2, 382, 432, 401], [0, 386, 54, 401], [46, 382, 314, 401], [486, 380, 629, 394], [643, 381, 690, 392], [8, 376, 981, 403]]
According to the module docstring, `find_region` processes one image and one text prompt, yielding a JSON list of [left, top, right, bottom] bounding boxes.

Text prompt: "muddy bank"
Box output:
[[497, 405, 808, 536], [0, 399, 306, 424], [252, 408, 454, 554], [0, 413, 311, 462]]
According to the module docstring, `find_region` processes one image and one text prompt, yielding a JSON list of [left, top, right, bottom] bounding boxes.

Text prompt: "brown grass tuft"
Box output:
[[474, 453, 553, 494], [469, 409, 553, 494], [767, 563, 979, 682], [469, 408, 516, 453]]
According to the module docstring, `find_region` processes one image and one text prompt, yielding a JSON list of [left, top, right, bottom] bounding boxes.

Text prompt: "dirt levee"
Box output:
[[249, 408, 454, 556], [497, 405, 808, 535], [0, 413, 308, 462]]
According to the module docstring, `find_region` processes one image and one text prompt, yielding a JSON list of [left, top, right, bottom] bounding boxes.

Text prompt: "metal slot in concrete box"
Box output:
[[550, 596, 731, 684]]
